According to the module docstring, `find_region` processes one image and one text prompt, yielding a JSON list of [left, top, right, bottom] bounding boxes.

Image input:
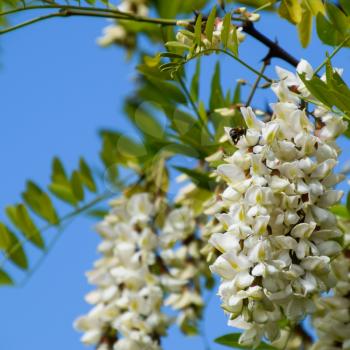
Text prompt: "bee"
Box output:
[[229, 127, 246, 145]]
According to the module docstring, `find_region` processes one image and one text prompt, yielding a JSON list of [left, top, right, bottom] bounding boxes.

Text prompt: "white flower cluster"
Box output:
[[208, 60, 347, 347], [74, 193, 169, 350], [311, 234, 350, 350], [176, 18, 245, 56], [97, 0, 148, 48], [159, 207, 204, 334]]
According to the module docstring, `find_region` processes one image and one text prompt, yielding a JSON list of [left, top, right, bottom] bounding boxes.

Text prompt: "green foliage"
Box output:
[[0, 155, 99, 286], [215, 333, 278, 350], [299, 59, 350, 119]]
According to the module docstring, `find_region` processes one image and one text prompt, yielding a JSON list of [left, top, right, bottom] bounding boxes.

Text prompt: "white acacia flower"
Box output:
[[75, 193, 169, 350], [208, 60, 347, 347]]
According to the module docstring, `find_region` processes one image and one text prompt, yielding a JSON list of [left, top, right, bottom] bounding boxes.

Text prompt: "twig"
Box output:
[[185, 48, 273, 82], [0, 6, 191, 35], [242, 21, 299, 67], [314, 34, 350, 74], [245, 61, 268, 106]]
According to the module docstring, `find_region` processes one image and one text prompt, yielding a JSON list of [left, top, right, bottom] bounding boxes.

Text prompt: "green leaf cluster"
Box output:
[[0, 156, 97, 286]]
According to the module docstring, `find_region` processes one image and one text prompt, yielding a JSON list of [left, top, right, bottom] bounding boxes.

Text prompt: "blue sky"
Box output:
[[0, 5, 350, 350]]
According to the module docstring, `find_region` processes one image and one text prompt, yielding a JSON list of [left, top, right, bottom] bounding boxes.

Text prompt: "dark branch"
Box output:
[[242, 21, 299, 67]]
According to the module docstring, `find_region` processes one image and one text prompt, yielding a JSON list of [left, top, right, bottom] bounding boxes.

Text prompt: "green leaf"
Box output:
[[51, 157, 68, 185], [160, 52, 185, 59], [165, 41, 191, 50], [22, 181, 59, 225], [79, 158, 97, 192], [87, 208, 109, 218], [205, 6, 217, 43], [340, 0, 350, 16], [316, 13, 344, 46], [279, 0, 302, 24], [229, 26, 239, 57], [298, 3, 313, 47], [194, 13, 203, 46], [49, 183, 77, 206], [221, 12, 232, 49], [215, 333, 278, 350], [325, 2, 349, 35], [6, 204, 44, 249], [347, 191, 350, 213], [303, 0, 325, 16], [210, 62, 225, 110], [190, 59, 200, 102], [71, 171, 84, 202], [331, 204, 350, 219], [174, 166, 213, 190], [146, 76, 187, 105], [0, 268, 13, 286], [0, 223, 28, 270]]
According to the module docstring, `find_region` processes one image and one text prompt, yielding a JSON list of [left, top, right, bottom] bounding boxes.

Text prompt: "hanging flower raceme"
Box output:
[[207, 60, 347, 347], [74, 193, 169, 350], [159, 206, 205, 335], [311, 232, 350, 350]]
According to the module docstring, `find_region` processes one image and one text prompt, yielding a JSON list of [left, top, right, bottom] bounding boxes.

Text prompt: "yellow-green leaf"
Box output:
[[6, 204, 44, 249], [71, 171, 84, 202], [0, 223, 28, 270], [22, 181, 59, 225], [298, 4, 313, 47], [279, 0, 302, 24], [0, 268, 13, 286], [325, 2, 349, 35], [194, 13, 203, 46], [79, 158, 97, 192], [221, 12, 232, 48], [205, 6, 217, 43], [303, 0, 325, 16]]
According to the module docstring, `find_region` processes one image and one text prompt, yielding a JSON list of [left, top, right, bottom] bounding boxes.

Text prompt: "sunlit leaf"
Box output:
[[0, 268, 13, 286], [205, 6, 217, 43], [0, 223, 28, 270], [22, 181, 59, 225], [215, 333, 278, 350], [6, 204, 44, 249]]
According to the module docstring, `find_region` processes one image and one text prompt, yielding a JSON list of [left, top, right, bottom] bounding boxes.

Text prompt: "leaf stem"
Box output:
[[314, 34, 350, 74], [186, 48, 273, 82], [245, 61, 268, 106], [0, 12, 62, 35]]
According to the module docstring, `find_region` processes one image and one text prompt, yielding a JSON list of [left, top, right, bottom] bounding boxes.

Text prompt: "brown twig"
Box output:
[[242, 21, 299, 67]]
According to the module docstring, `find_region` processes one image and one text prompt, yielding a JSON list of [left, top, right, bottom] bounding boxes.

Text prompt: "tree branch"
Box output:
[[242, 21, 299, 67], [0, 5, 191, 35]]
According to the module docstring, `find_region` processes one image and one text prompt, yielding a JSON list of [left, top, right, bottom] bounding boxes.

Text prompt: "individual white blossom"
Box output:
[[75, 193, 169, 350], [207, 60, 347, 347]]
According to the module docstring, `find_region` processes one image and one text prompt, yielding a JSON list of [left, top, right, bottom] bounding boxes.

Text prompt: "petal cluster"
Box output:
[[208, 60, 347, 346], [74, 193, 169, 350]]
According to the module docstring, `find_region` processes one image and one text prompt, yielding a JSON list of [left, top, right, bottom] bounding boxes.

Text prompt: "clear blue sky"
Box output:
[[0, 6, 349, 350]]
